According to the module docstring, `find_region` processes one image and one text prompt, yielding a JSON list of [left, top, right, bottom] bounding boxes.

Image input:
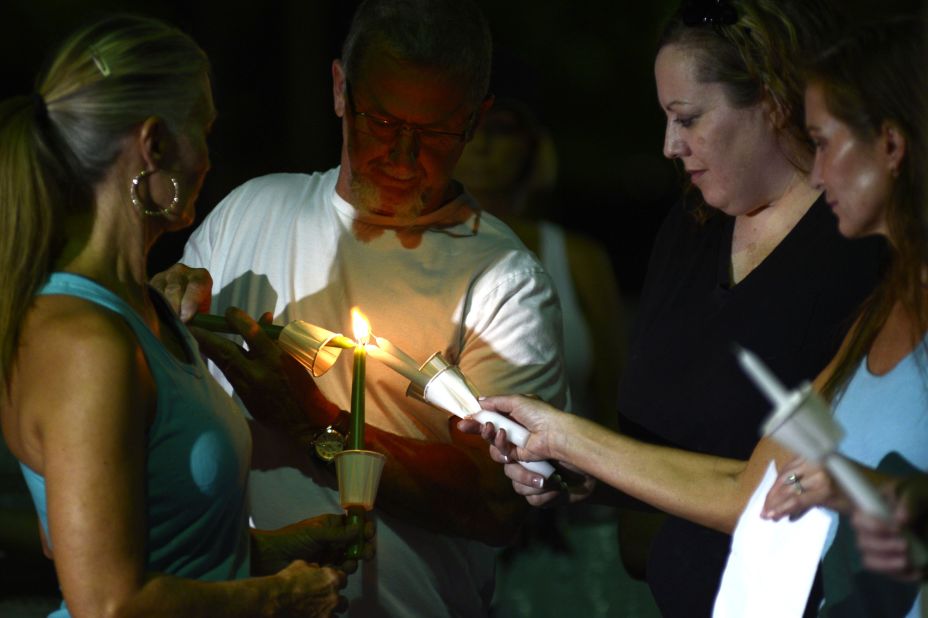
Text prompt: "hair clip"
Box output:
[[90, 48, 111, 77]]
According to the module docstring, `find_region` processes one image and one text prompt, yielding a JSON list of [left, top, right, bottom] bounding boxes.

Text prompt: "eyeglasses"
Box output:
[[682, 0, 738, 26], [345, 81, 475, 151]]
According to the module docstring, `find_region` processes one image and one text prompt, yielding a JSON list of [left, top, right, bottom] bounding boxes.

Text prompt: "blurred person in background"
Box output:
[[454, 97, 625, 431], [454, 97, 638, 614]]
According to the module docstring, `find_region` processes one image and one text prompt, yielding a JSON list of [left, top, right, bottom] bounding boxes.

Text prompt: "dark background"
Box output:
[[0, 0, 685, 303], [2, 1, 921, 301]]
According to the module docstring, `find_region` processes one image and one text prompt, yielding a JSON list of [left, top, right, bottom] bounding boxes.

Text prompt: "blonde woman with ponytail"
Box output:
[[0, 15, 362, 618]]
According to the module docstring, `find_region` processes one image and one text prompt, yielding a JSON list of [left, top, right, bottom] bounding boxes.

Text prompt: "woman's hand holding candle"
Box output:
[[459, 394, 595, 504], [363, 342, 557, 478], [469, 410, 556, 478]]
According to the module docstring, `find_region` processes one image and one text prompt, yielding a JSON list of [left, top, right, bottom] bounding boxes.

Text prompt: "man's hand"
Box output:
[[150, 263, 213, 322], [251, 513, 375, 575], [189, 307, 341, 436], [265, 560, 348, 618]]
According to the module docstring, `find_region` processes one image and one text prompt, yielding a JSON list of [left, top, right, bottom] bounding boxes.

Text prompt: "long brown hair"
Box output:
[[817, 16, 928, 401]]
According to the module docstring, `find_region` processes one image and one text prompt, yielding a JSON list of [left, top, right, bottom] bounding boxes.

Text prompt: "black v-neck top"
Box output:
[[617, 195, 888, 617]]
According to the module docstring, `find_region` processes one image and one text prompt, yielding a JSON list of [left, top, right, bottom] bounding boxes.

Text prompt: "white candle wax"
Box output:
[[373, 335, 420, 371], [825, 456, 893, 520], [365, 343, 427, 387], [734, 344, 791, 408]]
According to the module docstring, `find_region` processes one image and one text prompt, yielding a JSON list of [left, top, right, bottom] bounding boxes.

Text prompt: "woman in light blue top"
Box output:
[[0, 14, 361, 618], [760, 14, 928, 617]]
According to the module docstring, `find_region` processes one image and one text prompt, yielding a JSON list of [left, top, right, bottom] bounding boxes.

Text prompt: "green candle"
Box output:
[[350, 342, 366, 449], [347, 308, 371, 559], [349, 308, 369, 450], [189, 313, 284, 338]]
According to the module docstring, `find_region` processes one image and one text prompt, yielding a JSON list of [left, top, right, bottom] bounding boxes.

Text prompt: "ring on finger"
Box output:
[[785, 472, 805, 495]]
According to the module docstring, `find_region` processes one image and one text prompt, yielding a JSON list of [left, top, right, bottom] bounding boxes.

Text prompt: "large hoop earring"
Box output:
[[130, 169, 180, 217]]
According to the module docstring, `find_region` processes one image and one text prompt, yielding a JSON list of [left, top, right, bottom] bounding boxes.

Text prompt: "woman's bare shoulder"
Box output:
[[8, 295, 150, 467], [20, 294, 140, 363]]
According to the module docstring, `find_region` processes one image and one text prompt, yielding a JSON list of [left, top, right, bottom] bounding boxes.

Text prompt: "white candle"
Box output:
[[825, 456, 893, 520], [372, 335, 420, 371], [365, 343, 427, 387], [734, 344, 791, 408], [350, 308, 370, 450]]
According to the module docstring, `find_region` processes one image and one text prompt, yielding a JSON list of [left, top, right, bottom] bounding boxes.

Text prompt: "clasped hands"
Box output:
[[248, 514, 374, 617]]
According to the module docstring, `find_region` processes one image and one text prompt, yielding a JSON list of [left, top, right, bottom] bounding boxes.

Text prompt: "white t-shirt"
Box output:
[[182, 167, 569, 617]]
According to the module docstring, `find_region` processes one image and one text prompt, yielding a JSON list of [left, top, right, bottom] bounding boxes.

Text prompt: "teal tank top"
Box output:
[[19, 273, 252, 616], [820, 340, 928, 617]]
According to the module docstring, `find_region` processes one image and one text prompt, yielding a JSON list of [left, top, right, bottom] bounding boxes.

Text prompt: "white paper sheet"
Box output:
[[713, 460, 832, 618]]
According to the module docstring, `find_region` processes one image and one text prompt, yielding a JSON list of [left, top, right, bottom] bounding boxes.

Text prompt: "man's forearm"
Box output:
[[365, 422, 527, 546]]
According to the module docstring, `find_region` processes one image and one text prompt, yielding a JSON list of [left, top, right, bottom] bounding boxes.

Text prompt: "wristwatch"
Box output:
[[311, 421, 347, 463]]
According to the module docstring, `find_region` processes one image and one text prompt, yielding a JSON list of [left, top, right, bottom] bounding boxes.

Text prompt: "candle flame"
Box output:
[[351, 307, 371, 345]]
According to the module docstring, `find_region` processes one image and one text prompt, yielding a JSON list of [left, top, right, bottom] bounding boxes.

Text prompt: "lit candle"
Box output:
[[372, 335, 419, 371], [365, 337, 427, 387], [350, 308, 370, 450]]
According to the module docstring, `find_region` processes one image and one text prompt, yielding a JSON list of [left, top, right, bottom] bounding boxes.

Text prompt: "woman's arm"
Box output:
[[472, 317, 862, 534], [472, 396, 792, 534]]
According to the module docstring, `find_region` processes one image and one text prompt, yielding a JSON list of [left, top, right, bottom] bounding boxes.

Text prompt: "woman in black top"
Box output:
[[461, 0, 887, 615]]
